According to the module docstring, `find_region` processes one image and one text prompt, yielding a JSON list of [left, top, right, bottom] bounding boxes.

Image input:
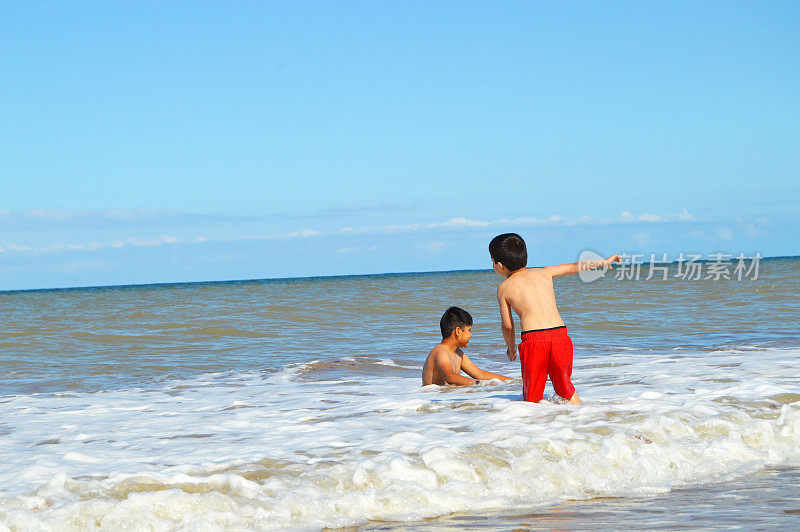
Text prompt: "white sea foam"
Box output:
[[1, 348, 799, 530]]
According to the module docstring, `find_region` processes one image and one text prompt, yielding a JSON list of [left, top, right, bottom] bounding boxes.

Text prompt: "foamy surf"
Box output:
[[0, 346, 798, 530]]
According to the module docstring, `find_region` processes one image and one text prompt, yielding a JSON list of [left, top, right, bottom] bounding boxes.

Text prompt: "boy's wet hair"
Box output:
[[440, 306, 473, 339], [489, 233, 527, 271]]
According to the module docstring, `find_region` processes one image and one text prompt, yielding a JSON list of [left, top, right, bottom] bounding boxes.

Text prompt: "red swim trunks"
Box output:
[[518, 326, 576, 402]]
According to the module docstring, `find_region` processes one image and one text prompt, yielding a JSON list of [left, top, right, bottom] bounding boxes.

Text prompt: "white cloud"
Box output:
[[41, 241, 107, 252], [23, 209, 77, 222], [0, 235, 181, 254], [0, 207, 703, 256], [49, 258, 115, 274], [0, 208, 185, 225], [103, 208, 172, 221], [285, 229, 319, 238], [414, 241, 445, 252], [127, 235, 179, 247], [618, 210, 693, 224], [632, 232, 650, 246], [716, 227, 735, 242], [441, 217, 490, 228], [737, 216, 771, 239], [359, 210, 695, 235], [0, 242, 33, 252], [638, 214, 661, 222], [506, 216, 538, 225]]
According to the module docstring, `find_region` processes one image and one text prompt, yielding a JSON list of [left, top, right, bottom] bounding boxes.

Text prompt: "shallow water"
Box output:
[[364, 468, 800, 531], [0, 257, 798, 530]]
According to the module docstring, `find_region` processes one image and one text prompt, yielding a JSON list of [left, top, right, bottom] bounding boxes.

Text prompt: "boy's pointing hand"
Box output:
[[605, 254, 621, 266]]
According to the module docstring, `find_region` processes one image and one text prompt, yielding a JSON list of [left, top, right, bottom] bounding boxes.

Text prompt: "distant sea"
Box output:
[[1, 257, 798, 530]]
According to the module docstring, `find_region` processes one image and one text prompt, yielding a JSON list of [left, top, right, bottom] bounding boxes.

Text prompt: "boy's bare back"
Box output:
[[497, 267, 565, 332]]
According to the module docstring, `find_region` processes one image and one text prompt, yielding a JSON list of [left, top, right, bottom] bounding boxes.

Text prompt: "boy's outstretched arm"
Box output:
[[542, 254, 621, 278], [461, 353, 513, 382], [497, 286, 517, 361]]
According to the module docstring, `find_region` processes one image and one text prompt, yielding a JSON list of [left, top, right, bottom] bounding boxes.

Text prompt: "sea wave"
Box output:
[[1, 348, 799, 530]]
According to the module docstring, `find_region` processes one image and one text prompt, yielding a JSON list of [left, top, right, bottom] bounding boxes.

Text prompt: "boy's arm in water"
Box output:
[[460, 353, 513, 382], [496, 285, 518, 361], [433, 348, 478, 386], [542, 254, 621, 278]]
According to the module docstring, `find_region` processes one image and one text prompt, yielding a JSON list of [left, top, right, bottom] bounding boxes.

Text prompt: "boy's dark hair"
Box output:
[[489, 233, 527, 271], [440, 306, 473, 338]]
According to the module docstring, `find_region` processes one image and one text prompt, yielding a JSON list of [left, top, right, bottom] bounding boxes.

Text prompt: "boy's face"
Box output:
[[455, 325, 472, 348]]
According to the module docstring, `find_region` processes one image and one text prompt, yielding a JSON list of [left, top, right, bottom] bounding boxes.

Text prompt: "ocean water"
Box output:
[[0, 257, 798, 530]]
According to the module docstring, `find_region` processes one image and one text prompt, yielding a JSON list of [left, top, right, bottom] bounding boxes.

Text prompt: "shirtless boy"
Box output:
[[422, 306, 513, 386], [490, 233, 620, 404]]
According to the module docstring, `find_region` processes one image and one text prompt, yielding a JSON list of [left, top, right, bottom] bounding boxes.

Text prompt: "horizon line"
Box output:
[[2, 253, 797, 295]]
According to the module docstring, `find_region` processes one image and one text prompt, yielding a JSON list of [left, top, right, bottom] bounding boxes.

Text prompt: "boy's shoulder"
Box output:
[[498, 267, 544, 291], [429, 343, 463, 357]]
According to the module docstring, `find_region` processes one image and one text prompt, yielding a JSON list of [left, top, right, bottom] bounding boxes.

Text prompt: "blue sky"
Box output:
[[2, 1, 798, 290]]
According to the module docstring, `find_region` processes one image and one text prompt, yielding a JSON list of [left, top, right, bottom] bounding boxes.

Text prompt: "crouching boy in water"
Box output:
[[489, 233, 620, 404], [422, 307, 513, 386]]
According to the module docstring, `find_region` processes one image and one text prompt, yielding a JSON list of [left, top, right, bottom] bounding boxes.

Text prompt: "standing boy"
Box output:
[[489, 233, 619, 404], [422, 306, 513, 386]]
